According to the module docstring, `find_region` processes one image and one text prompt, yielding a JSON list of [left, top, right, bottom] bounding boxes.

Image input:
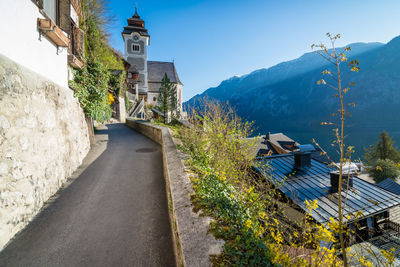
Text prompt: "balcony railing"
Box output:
[[386, 220, 400, 233]]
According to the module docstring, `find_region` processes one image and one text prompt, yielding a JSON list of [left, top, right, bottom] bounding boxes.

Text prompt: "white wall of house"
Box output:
[[0, 1, 69, 88]]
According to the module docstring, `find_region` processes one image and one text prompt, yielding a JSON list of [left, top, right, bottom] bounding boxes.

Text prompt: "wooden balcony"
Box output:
[[37, 18, 69, 47]]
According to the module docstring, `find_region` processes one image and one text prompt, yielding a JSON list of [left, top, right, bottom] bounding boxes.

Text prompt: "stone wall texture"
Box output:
[[0, 54, 90, 249]]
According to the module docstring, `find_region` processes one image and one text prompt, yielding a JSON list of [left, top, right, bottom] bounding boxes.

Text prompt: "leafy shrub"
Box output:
[[178, 101, 343, 266], [70, 58, 112, 122], [108, 71, 126, 98]]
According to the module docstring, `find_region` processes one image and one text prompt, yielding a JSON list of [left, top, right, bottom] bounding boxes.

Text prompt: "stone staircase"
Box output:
[[129, 98, 145, 119]]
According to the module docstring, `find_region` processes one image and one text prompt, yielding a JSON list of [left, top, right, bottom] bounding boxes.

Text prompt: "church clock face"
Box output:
[[133, 35, 139, 41]]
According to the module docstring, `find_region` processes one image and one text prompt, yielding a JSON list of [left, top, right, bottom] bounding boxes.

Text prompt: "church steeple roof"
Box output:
[[122, 6, 150, 37], [133, 5, 140, 18]]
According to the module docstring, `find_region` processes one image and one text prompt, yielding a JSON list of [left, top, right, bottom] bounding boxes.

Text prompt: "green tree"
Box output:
[[364, 131, 400, 164], [82, 0, 124, 70], [368, 159, 400, 183], [156, 73, 177, 123], [169, 81, 178, 119]]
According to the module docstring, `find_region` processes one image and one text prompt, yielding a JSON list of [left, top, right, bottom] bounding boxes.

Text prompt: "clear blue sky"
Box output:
[[106, 0, 400, 101]]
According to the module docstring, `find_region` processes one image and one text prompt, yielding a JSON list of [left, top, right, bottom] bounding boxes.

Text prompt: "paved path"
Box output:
[[0, 123, 176, 267]]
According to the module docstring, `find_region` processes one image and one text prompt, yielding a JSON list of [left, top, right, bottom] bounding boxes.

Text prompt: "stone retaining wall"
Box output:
[[126, 118, 222, 267], [0, 54, 90, 249]]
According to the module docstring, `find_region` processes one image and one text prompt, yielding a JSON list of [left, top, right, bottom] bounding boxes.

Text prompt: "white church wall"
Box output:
[[0, 1, 69, 88], [177, 84, 183, 112], [147, 92, 159, 105]]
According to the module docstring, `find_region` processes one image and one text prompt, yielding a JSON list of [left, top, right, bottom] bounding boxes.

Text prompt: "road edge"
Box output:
[[126, 118, 222, 267]]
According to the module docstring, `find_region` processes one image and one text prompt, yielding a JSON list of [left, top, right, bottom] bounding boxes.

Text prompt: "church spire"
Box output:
[[122, 4, 149, 38], [134, 3, 138, 17]]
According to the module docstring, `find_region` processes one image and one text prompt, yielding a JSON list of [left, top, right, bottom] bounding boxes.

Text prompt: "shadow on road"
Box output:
[[0, 123, 176, 267]]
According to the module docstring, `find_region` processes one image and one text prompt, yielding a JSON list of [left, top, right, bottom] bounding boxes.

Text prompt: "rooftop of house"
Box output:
[[377, 178, 400, 195], [248, 133, 298, 158], [254, 154, 400, 225], [350, 233, 400, 266], [265, 132, 299, 155], [250, 132, 330, 163], [147, 61, 182, 92]]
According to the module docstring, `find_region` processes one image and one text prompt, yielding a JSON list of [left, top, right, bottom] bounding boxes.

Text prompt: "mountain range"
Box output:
[[185, 36, 400, 160]]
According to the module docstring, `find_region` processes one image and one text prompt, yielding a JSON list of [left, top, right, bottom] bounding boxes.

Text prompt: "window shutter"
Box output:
[[72, 25, 85, 58], [58, 0, 71, 34]]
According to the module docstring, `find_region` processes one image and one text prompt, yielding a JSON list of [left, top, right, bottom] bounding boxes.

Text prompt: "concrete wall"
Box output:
[[0, 54, 90, 249], [0, 0, 69, 88], [125, 118, 222, 267]]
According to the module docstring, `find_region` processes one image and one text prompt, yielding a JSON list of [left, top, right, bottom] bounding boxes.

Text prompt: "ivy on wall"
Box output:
[[70, 0, 127, 121], [71, 58, 112, 122]]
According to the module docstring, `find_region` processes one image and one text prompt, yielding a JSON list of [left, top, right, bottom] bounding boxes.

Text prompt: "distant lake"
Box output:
[[254, 124, 400, 162]]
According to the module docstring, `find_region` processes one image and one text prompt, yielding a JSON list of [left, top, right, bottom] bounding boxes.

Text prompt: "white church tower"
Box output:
[[122, 7, 150, 95], [122, 6, 183, 116]]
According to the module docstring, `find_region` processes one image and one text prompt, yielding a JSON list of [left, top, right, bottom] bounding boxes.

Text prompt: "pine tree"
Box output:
[[369, 159, 400, 183], [157, 74, 169, 123], [364, 131, 400, 164], [169, 82, 178, 119], [156, 73, 177, 123]]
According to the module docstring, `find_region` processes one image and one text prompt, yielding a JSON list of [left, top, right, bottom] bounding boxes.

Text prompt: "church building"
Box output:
[[122, 7, 183, 112]]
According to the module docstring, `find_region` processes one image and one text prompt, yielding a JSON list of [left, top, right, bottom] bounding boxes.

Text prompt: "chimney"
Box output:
[[294, 151, 311, 169], [265, 132, 270, 141], [330, 171, 353, 193]]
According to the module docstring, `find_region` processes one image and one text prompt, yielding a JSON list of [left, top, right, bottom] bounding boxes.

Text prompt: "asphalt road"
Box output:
[[0, 123, 176, 267]]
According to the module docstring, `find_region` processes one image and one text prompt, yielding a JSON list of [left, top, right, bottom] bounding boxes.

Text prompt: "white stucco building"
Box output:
[[0, 0, 89, 249], [0, 0, 84, 88], [122, 8, 183, 112]]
